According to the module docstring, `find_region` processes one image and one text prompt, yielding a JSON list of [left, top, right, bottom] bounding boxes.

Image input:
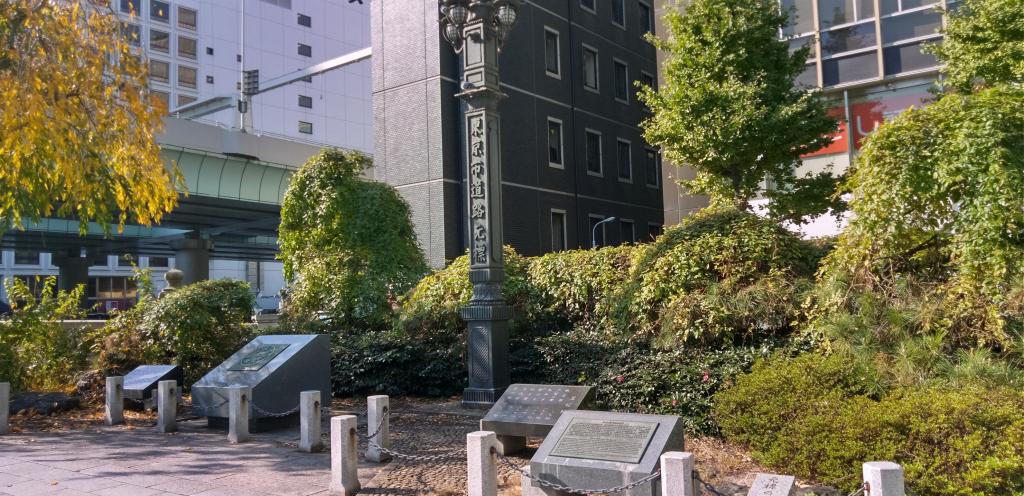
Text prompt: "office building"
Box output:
[[372, 0, 665, 267]]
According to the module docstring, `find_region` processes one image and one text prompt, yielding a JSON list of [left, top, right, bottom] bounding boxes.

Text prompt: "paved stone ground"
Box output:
[[0, 398, 527, 496]]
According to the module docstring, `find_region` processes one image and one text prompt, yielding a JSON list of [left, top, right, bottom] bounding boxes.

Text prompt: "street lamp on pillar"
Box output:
[[440, 0, 521, 408]]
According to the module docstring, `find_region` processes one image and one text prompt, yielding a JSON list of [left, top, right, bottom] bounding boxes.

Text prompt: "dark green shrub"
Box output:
[[716, 353, 1024, 495], [97, 279, 256, 384], [0, 277, 89, 391], [279, 149, 429, 329], [329, 328, 465, 396]]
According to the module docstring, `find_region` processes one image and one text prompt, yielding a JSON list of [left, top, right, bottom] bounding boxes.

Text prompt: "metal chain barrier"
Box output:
[[188, 399, 228, 416], [359, 409, 467, 462], [499, 453, 661, 495], [846, 483, 867, 496], [693, 470, 728, 496], [251, 403, 301, 418]]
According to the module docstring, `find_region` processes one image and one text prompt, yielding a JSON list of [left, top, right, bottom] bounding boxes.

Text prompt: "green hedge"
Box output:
[[715, 352, 1024, 495], [97, 279, 256, 384]]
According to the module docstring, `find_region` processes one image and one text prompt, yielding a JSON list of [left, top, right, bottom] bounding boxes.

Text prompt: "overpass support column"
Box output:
[[170, 238, 213, 285], [51, 250, 91, 308]]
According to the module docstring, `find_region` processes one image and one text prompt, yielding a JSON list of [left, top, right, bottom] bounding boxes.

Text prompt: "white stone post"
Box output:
[[105, 376, 124, 426], [467, 431, 498, 496], [157, 380, 177, 433], [299, 390, 322, 452], [228, 386, 251, 444], [330, 415, 360, 496], [0, 382, 9, 435], [864, 462, 905, 496], [366, 394, 390, 462], [661, 452, 696, 496]]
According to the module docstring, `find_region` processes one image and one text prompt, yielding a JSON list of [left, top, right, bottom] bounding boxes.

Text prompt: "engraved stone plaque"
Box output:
[[550, 418, 659, 464], [123, 365, 183, 401], [481, 384, 594, 438], [227, 344, 290, 371], [748, 473, 796, 496]]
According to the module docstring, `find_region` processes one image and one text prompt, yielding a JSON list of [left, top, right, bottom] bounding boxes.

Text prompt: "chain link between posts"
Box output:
[[360, 409, 467, 462]]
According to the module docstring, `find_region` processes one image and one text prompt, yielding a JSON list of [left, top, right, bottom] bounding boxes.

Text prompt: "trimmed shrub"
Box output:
[[0, 277, 89, 391], [97, 279, 256, 384], [716, 353, 1024, 495]]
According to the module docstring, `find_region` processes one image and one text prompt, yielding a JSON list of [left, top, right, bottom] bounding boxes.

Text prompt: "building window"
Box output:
[[301, 75, 313, 83], [120, 0, 138, 15], [178, 36, 197, 59], [177, 94, 196, 106], [819, 0, 875, 29], [782, 0, 816, 35], [297, 43, 312, 57], [206, 75, 214, 84], [298, 95, 313, 108], [150, 29, 169, 53], [881, 0, 941, 15], [121, 23, 141, 46], [617, 139, 632, 182], [613, 59, 629, 102], [589, 216, 607, 248], [14, 250, 39, 265], [92, 254, 110, 267], [611, 0, 626, 28], [580, 0, 596, 14], [150, 59, 170, 82], [150, 90, 170, 111], [639, 1, 654, 34], [645, 148, 660, 187], [582, 45, 599, 92], [178, 66, 197, 88], [821, 22, 877, 57], [547, 118, 564, 168], [206, 46, 214, 55], [147, 256, 169, 268], [883, 40, 939, 75], [648, 223, 663, 240], [298, 13, 312, 27], [299, 121, 313, 134], [621, 219, 635, 243], [551, 210, 567, 252], [544, 28, 561, 78], [150, 0, 169, 23], [178, 7, 197, 30], [822, 50, 879, 85], [585, 130, 603, 175]]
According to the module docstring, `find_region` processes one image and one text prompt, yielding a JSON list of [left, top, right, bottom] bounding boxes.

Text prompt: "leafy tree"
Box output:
[[278, 149, 429, 329], [927, 0, 1024, 93], [0, 1, 180, 233], [822, 86, 1024, 347], [639, 0, 839, 223]]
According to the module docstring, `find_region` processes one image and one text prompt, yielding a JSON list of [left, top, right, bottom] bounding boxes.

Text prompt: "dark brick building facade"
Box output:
[[372, 0, 664, 267]]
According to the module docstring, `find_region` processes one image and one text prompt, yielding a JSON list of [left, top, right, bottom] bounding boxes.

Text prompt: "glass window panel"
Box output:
[[551, 212, 566, 251], [782, 0, 815, 35], [882, 10, 942, 44], [789, 35, 818, 58], [639, 2, 654, 34], [14, 251, 39, 265], [120, 0, 138, 14], [298, 95, 313, 108], [178, 94, 196, 106], [612, 0, 625, 26], [581, 0, 595, 12], [150, 0, 169, 22], [121, 23, 140, 46], [586, 132, 602, 174], [297, 43, 312, 57], [902, 0, 939, 10], [880, 0, 899, 15], [583, 47, 599, 90], [822, 22, 877, 56], [148, 256, 169, 268], [884, 40, 940, 75], [613, 61, 629, 101], [617, 141, 632, 180], [544, 30, 560, 76], [819, 0, 855, 28], [150, 29, 169, 52], [178, 36, 197, 59], [150, 90, 169, 111], [177, 66, 197, 88], [150, 60, 169, 82], [86, 278, 97, 299], [645, 149, 659, 186], [297, 13, 311, 27], [178, 7, 197, 30], [299, 121, 313, 134], [621, 220, 635, 243], [796, 63, 819, 87], [857, 0, 875, 19], [823, 51, 879, 85], [548, 120, 563, 165]]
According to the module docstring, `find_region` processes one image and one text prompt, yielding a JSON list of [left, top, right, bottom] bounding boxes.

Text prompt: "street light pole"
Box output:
[[591, 216, 617, 248], [439, 0, 521, 408]]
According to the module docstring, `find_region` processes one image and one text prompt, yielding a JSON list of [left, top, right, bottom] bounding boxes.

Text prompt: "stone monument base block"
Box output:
[[206, 413, 298, 433]]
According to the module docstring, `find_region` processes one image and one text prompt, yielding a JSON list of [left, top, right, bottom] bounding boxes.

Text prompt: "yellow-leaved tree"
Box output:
[[0, 0, 181, 233]]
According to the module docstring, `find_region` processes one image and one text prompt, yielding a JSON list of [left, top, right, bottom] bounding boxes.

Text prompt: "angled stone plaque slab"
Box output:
[[191, 334, 330, 429], [123, 365, 183, 401], [481, 384, 593, 438], [748, 473, 796, 496], [530, 410, 684, 496]]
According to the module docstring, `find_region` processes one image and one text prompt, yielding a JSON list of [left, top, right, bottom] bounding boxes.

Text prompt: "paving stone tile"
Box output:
[[0, 478, 66, 496], [149, 477, 224, 495], [91, 483, 168, 496]]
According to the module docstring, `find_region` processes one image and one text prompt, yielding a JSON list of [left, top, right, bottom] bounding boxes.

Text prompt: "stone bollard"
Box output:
[[366, 394, 390, 462], [467, 431, 498, 496], [157, 380, 177, 433], [330, 415, 360, 496], [661, 452, 696, 496], [299, 390, 322, 452], [864, 461, 905, 496], [0, 382, 8, 435], [105, 376, 124, 426], [228, 386, 251, 444]]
